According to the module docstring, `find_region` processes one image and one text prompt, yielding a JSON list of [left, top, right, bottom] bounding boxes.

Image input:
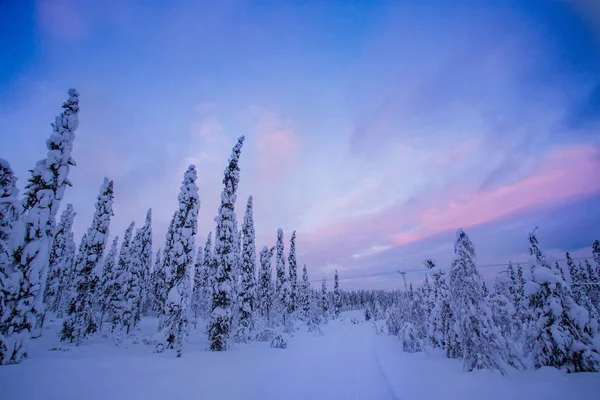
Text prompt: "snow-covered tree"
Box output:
[[288, 230, 298, 316], [19, 89, 80, 340], [0, 159, 26, 364], [300, 264, 311, 321], [156, 214, 176, 327], [524, 228, 600, 372], [275, 228, 290, 325], [208, 136, 245, 351], [157, 165, 200, 357], [135, 209, 152, 318], [333, 270, 341, 318], [150, 248, 162, 314], [61, 177, 113, 345], [426, 259, 453, 351], [107, 221, 135, 336], [99, 236, 119, 329], [321, 278, 329, 321], [257, 246, 274, 326], [191, 246, 204, 328], [236, 196, 257, 342], [44, 204, 76, 315], [201, 232, 214, 320], [447, 229, 508, 373]]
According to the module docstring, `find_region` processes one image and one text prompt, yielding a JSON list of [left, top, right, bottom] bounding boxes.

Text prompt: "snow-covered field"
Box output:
[[1, 311, 598, 400]]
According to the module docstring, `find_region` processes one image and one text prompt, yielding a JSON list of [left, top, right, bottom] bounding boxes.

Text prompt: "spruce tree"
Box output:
[[18, 89, 80, 341], [334, 270, 341, 318], [300, 264, 311, 321], [61, 177, 113, 345], [275, 228, 290, 325], [136, 209, 153, 318], [236, 196, 257, 342], [157, 165, 200, 357], [99, 235, 119, 330], [208, 136, 245, 351], [107, 221, 135, 336], [288, 230, 298, 316], [150, 249, 162, 315], [191, 246, 204, 328], [0, 159, 26, 364], [525, 228, 600, 372], [156, 214, 176, 327], [321, 278, 329, 321], [567, 253, 599, 332], [448, 229, 507, 373], [201, 232, 214, 319], [44, 204, 76, 315], [258, 246, 274, 327]]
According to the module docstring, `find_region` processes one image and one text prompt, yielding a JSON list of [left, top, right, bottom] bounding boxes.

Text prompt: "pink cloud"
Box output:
[[252, 108, 299, 173], [393, 145, 600, 245]]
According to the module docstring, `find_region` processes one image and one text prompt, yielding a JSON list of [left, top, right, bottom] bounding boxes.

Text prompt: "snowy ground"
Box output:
[[1, 311, 599, 400]]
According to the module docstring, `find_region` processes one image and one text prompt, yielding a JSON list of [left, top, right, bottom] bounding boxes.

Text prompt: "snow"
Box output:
[[1, 311, 598, 400]]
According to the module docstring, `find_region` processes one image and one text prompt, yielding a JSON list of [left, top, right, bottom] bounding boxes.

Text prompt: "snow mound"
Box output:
[[270, 334, 288, 349]]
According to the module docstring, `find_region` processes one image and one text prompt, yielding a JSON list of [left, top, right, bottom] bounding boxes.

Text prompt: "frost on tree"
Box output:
[[275, 228, 290, 326], [208, 137, 244, 351], [321, 278, 329, 322], [0, 159, 26, 364], [61, 178, 114, 345], [19, 89, 80, 340], [258, 245, 274, 327], [235, 196, 257, 343], [333, 270, 341, 318], [191, 246, 204, 328], [288, 230, 298, 316], [136, 209, 153, 318], [150, 248, 162, 315], [99, 235, 119, 329], [426, 259, 454, 352], [524, 228, 600, 372], [156, 213, 176, 328], [157, 165, 200, 357], [44, 204, 76, 316], [567, 252, 599, 332], [447, 229, 508, 373], [201, 232, 214, 320], [106, 221, 135, 338], [300, 264, 311, 322]]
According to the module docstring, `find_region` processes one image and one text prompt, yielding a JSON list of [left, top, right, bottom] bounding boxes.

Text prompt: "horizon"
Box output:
[[1, 0, 600, 289]]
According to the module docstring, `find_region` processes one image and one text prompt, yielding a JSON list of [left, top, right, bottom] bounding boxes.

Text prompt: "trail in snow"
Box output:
[[1, 312, 599, 400]]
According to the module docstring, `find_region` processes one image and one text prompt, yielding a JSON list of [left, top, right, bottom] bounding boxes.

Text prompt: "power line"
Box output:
[[310, 256, 593, 283]]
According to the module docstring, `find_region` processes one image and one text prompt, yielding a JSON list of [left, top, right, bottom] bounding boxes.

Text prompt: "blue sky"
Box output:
[[1, 0, 599, 288]]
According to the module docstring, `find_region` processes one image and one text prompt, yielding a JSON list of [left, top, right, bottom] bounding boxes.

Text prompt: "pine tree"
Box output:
[[150, 249, 162, 314], [201, 232, 214, 319], [208, 137, 245, 351], [288, 230, 298, 316], [18, 89, 80, 341], [258, 246, 274, 327], [300, 264, 311, 321], [275, 228, 290, 325], [567, 253, 599, 332], [157, 165, 200, 357], [99, 236, 119, 330], [44, 204, 76, 315], [447, 229, 507, 373], [61, 177, 113, 345], [525, 228, 600, 372], [591, 240, 600, 309], [321, 278, 329, 321], [191, 246, 204, 328], [236, 196, 257, 342], [0, 159, 26, 364], [333, 270, 341, 318], [136, 209, 153, 317], [156, 214, 176, 327], [107, 221, 135, 337]]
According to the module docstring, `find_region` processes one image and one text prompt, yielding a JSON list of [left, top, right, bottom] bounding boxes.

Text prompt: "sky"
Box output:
[[1, 0, 599, 289]]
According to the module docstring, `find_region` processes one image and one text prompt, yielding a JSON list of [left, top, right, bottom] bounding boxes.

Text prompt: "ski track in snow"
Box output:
[[1, 311, 599, 400]]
